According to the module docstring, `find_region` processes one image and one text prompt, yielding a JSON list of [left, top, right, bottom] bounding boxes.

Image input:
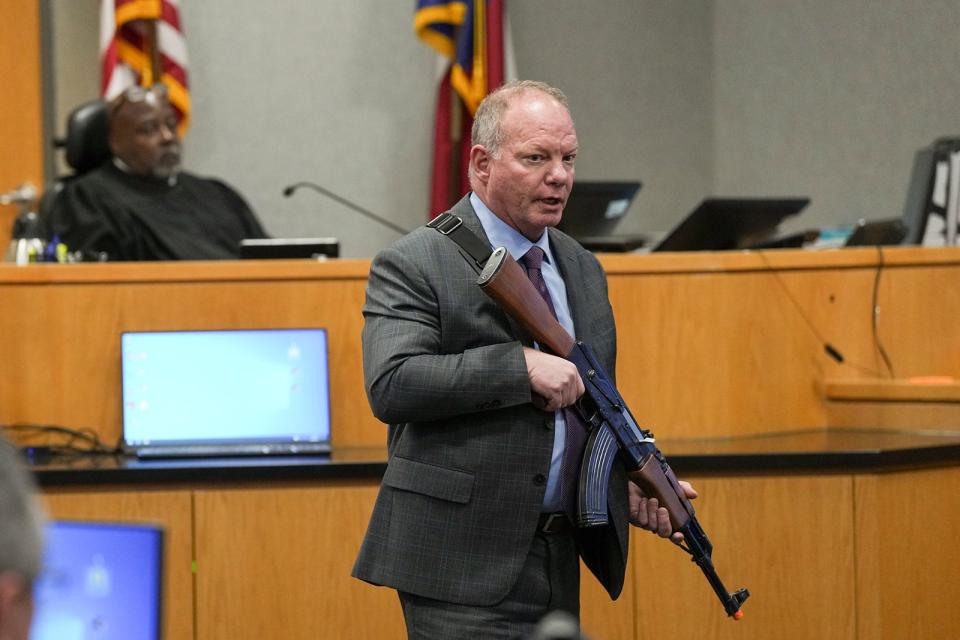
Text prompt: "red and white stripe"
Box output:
[[99, 0, 191, 135]]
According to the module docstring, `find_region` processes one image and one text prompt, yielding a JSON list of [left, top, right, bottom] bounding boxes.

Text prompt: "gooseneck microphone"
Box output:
[[282, 181, 409, 236]]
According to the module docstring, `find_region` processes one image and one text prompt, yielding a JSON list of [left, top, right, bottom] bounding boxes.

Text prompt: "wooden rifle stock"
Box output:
[[477, 247, 575, 356], [477, 246, 750, 619]]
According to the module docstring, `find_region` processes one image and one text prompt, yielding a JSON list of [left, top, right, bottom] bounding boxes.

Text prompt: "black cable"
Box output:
[[756, 251, 881, 377], [1, 423, 122, 460], [871, 246, 896, 378]]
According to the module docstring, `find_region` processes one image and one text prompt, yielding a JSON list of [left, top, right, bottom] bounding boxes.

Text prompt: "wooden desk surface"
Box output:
[[27, 428, 960, 488]]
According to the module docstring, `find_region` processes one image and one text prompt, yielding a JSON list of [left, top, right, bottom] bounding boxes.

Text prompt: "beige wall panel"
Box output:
[[855, 467, 960, 639], [193, 480, 403, 640], [825, 376, 960, 430], [41, 488, 194, 640], [628, 475, 855, 639]]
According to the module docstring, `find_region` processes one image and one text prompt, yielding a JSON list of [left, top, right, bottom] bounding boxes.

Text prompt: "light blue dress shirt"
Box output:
[[470, 192, 573, 512]]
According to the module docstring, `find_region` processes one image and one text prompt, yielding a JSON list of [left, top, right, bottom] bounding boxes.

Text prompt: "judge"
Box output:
[[44, 84, 268, 261]]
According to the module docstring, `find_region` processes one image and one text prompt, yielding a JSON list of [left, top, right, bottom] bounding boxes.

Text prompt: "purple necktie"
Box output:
[[520, 246, 587, 520]]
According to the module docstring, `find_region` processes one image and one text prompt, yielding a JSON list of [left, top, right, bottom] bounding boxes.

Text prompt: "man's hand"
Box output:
[[629, 480, 698, 543], [523, 346, 585, 412]]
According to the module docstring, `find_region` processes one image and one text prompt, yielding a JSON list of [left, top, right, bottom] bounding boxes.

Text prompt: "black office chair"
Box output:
[[61, 99, 111, 173], [37, 99, 111, 228]]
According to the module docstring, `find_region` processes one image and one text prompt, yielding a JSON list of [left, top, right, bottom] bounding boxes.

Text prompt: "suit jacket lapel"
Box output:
[[550, 230, 588, 341]]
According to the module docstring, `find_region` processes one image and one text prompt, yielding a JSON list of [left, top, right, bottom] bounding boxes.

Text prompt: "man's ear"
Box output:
[[469, 145, 491, 184]]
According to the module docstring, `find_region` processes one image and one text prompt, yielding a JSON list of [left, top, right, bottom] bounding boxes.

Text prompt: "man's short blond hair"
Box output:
[[471, 80, 571, 158]]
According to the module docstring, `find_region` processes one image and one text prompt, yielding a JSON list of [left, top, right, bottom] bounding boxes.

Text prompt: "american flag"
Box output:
[[100, 0, 191, 135]]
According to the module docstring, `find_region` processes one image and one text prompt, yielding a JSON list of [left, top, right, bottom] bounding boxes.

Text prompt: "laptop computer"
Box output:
[[556, 180, 646, 251], [239, 237, 339, 260], [652, 197, 810, 252], [31, 520, 164, 640], [121, 328, 332, 459]]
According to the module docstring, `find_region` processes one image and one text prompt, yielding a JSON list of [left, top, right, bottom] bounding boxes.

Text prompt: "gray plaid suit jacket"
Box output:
[[352, 195, 630, 606]]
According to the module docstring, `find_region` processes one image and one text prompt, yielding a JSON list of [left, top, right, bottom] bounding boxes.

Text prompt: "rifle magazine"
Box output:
[[577, 423, 619, 527]]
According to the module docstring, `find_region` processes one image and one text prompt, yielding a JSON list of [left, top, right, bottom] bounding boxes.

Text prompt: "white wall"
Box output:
[[509, 0, 714, 237], [713, 0, 960, 233]]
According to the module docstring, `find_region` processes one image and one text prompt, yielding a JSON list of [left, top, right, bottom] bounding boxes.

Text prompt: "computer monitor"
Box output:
[[31, 521, 164, 640], [557, 181, 642, 237], [652, 197, 810, 252], [900, 146, 938, 245], [898, 138, 960, 246]]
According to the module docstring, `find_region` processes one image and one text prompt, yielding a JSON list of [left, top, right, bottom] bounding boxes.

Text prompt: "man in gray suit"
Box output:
[[353, 80, 696, 638]]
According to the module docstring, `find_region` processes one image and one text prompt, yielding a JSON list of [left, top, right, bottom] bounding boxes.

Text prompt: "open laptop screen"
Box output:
[[652, 197, 810, 252], [31, 521, 163, 640], [556, 180, 642, 237], [121, 328, 331, 456]]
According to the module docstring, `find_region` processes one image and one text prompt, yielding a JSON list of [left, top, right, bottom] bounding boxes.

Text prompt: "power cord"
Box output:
[[756, 250, 882, 377], [1, 423, 122, 463], [871, 246, 896, 377]]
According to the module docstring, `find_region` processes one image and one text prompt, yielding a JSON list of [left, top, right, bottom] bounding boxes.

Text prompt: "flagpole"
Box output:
[[144, 18, 161, 86]]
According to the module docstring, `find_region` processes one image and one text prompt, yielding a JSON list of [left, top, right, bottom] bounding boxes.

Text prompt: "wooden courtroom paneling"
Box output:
[[604, 247, 960, 438], [0, 0, 44, 252], [13, 249, 960, 640], [40, 488, 194, 640], [825, 378, 960, 431], [826, 400, 960, 431], [193, 480, 403, 640], [4, 247, 960, 450], [855, 466, 960, 640], [0, 260, 384, 450], [626, 475, 855, 639], [580, 554, 635, 640]]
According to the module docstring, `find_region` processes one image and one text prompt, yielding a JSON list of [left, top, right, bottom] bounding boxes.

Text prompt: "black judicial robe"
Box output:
[[44, 162, 268, 261]]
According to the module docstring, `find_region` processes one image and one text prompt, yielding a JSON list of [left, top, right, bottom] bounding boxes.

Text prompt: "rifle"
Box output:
[[477, 246, 750, 620]]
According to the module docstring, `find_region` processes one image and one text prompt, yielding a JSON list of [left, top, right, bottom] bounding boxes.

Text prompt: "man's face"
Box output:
[[108, 95, 182, 178], [471, 92, 578, 241]]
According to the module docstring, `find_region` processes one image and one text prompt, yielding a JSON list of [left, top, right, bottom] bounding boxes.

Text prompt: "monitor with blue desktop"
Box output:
[[31, 521, 163, 640]]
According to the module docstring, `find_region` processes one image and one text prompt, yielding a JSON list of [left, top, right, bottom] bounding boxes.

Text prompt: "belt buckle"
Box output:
[[540, 513, 564, 534]]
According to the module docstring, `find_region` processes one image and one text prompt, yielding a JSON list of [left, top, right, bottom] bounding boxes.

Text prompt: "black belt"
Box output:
[[537, 512, 573, 535]]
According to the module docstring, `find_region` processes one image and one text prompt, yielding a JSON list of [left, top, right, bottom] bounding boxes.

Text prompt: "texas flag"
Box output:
[[414, 0, 512, 218]]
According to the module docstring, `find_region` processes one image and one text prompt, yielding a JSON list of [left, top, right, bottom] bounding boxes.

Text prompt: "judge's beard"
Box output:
[[154, 163, 181, 186], [153, 149, 182, 185]]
